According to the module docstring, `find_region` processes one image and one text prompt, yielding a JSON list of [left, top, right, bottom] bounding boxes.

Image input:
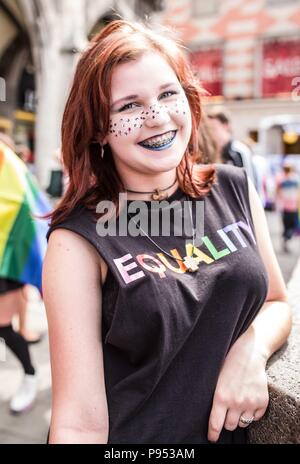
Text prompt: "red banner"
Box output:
[[190, 48, 223, 96], [262, 39, 300, 96]]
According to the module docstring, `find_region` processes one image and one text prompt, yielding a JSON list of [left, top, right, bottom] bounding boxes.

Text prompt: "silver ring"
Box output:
[[239, 415, 254, 425]]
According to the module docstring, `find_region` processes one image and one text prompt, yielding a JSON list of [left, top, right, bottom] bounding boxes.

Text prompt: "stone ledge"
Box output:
[[248, 260, 300, 444]]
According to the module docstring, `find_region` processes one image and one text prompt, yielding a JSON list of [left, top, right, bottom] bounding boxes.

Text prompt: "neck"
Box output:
[[124, 171, 178, 201], [214, 150, 223, 163]]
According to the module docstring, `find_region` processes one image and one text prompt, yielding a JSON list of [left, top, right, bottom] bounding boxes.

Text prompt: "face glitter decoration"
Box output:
[[108, 97, 189, 141], [103, 52, 192, 177]]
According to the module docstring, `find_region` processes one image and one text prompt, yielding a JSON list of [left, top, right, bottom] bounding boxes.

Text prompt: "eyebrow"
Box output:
[[111, 82, 178, 108]]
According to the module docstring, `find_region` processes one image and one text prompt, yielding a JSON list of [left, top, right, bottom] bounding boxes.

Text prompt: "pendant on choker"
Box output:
[[151, 188, 169, 201]]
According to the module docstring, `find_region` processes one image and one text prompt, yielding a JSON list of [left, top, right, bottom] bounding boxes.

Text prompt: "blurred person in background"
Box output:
[[16, 143, 35, 176], [193, 114, 218, 165], [16, 143, 32, 164], [46, 147, 69, 200], [207, 109, 257, 186], [17, 286, 43, 344], [0, 133, 42, 344], [0, 138, 50, 414], [276, 161, 300, 253]]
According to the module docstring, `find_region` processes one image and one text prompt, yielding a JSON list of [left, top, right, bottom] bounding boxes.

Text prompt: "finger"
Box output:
[[253, 406, 267, 421], [224, 409, 241, 432], [208, 402, 228, 442], [238, 410, 255, 428]]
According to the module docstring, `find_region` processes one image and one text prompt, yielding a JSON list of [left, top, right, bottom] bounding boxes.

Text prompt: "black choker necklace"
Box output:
[[126, 178, 178, 200]]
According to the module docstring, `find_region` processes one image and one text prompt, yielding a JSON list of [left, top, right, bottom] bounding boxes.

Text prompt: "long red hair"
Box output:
[[48, 20, 216, 226]]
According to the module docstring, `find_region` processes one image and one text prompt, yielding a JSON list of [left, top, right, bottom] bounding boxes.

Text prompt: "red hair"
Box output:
[[48, 20, 216, 226]]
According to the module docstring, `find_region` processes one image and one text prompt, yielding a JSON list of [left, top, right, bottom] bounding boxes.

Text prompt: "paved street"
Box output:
[[0, 210, 299, 444], [0, 291, 51, 444]]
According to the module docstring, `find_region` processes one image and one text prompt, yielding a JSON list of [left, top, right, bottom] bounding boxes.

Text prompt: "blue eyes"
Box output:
[[118, 90, 178, 112], [118, 102, 138, 112]]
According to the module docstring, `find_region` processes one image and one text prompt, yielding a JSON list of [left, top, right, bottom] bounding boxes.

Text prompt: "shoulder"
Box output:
[[46, 206, 107, 284], [44, 226, 105, 291], [46, 204, 94, 242], [214, 163, 247, 188], [231, 140, 252, 157], [46, 204, 98, 263], [212, 164, 251, 214], [46, 227, 100, 272]]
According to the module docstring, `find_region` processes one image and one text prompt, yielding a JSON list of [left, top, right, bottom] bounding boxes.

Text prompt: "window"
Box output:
[[192, 0, 219, 17]]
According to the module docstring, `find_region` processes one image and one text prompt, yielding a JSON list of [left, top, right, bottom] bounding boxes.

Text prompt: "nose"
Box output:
[[144, 103, 171, 128]]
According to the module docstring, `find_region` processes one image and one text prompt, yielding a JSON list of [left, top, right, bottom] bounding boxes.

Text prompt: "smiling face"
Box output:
[[103, 52, 192, 183]]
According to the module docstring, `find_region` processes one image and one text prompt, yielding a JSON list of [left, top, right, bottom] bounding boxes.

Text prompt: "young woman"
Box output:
[[43, 20, 292, 444]]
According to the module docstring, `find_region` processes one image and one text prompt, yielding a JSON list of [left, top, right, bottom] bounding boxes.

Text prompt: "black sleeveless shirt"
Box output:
[[46, 165, 268, 444]]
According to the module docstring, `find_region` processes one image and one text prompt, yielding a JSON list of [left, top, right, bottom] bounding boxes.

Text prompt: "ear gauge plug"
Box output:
[[91, 132, 105, 158], [100, 145, 105, 159]]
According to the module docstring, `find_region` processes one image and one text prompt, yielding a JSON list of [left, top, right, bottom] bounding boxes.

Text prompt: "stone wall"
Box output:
[[248, 259, 300, 444]]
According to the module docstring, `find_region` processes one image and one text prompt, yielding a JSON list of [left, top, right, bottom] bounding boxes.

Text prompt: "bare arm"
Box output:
[[242, 176, 292, 358], [43, 229, 109, 443], [208, 176, 292, 442]]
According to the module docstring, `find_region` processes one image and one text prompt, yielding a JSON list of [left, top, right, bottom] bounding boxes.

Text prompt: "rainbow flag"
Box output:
[[0, 141, 51, 293]]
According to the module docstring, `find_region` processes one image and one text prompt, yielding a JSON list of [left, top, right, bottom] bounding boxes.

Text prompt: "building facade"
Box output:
[[0, 0, 164, 185], [152, 0, 300, 157]]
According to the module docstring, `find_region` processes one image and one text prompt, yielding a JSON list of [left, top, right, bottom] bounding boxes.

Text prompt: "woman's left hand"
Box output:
[[208, 335, 270, 442]]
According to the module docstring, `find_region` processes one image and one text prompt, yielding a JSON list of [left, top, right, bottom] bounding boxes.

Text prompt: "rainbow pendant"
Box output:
[[183, 256, 199, 272]]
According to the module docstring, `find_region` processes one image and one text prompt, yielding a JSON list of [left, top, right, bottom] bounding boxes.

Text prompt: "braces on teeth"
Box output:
[[141, 132, 175, 147]]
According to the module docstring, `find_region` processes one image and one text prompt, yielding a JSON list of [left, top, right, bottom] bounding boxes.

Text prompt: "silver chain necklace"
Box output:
[[127, 196, 199, 272]]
